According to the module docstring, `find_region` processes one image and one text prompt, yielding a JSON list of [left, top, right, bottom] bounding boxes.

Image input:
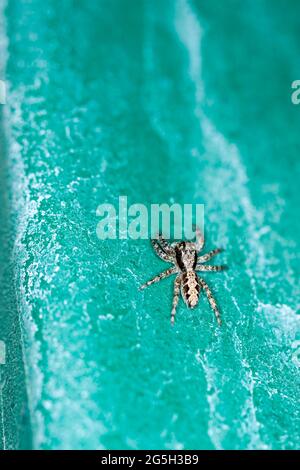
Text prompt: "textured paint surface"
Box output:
[[0, 0, 299, 450]]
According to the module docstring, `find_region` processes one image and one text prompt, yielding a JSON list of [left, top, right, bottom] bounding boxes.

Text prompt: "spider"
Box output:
[[140, 227, 226, 325]]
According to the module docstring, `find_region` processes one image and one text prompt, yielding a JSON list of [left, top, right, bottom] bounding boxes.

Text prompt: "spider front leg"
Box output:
[[151, 234, 175, 262], [170, 274, 181, 325], [196, 265, 227, 272], [197, 248, 223, 263], [193, 225, 205, 252], [199, 278, 222, 325], [156, 233, 175, 256], [140, 267, 177, 290]]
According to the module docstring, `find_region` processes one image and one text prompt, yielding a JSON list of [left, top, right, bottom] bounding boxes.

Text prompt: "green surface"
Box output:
[[0, 0, 299, 450]]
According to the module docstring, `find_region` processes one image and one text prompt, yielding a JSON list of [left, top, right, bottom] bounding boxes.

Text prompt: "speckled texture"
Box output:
[[0, 0, 299, 450]]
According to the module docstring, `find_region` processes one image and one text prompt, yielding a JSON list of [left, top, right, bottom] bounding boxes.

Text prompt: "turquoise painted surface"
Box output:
[[0, 0, 299, 450]]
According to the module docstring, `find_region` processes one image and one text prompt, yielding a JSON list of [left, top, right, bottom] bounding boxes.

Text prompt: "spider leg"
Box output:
[[170, 274, 181, 325], [197, 248, 223, 263], [150, 239, 172, 262], [151, 235, 175, 262], [140, 267, 177, 290], [196, 265, 227, 272], [156, 233, 175, 256], [199, 278, 222, 326], [193, 225, 205, 252]]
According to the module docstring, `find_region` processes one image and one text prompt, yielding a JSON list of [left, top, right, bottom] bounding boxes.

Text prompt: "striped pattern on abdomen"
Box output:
[[181, 271, 201, 308]]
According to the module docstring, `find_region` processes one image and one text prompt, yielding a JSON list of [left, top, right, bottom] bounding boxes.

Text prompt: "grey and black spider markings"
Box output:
[[140, 227, 226, 325]]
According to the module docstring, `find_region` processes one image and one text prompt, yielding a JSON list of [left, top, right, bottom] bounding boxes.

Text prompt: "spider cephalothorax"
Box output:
[[174, 241, 197, 271], [140, 227, 226, 325]]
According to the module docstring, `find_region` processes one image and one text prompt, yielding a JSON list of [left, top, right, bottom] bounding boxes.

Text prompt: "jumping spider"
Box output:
[[140, 227, 226, 325]]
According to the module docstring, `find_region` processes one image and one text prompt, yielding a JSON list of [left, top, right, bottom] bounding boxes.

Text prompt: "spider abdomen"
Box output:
[[181, 271, 200, 308]]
